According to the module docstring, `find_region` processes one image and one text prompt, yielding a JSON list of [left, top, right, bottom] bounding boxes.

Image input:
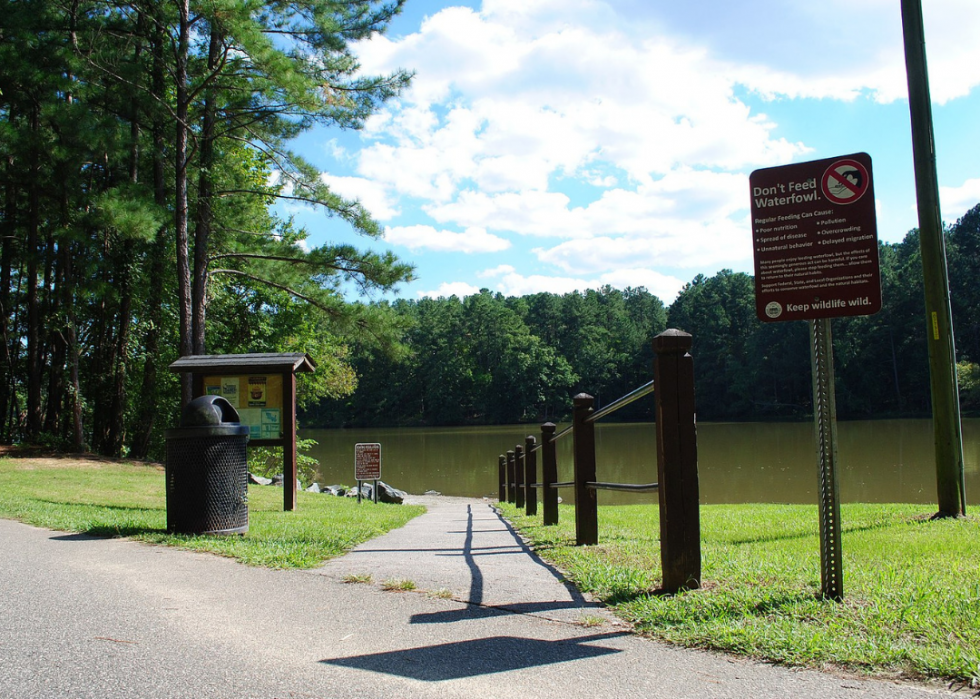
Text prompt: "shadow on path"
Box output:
[[320, 633, 626, 681], [407, 504, 600, 624]]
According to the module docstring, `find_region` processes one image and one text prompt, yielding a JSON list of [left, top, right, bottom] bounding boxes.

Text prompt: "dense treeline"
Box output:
[[305, 286, 668, 426], [1, 0, 413, 456], [305, 204, 980, 427]]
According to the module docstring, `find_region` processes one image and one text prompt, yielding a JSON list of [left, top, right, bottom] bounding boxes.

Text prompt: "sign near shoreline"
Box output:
[[750, 152, 881, 322], [354, 443, 382, 481]]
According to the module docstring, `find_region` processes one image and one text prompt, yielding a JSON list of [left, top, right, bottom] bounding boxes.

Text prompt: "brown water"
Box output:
[[302, 419, 980, 506]]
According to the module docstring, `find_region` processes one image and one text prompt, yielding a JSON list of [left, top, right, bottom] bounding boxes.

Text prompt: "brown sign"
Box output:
[[750, 152, 881, 322], [354, 443, 381, 481]]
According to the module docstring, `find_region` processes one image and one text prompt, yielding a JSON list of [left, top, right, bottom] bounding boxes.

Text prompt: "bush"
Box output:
[[248, 438, 320, 487]]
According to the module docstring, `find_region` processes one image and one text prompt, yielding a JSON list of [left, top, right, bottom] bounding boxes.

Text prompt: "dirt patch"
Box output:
[[0, 445, 164, 472]]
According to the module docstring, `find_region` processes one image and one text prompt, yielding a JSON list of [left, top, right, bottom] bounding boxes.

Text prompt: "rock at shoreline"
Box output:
[[247, 474, 405, 504], [377, 481, 407, 504]]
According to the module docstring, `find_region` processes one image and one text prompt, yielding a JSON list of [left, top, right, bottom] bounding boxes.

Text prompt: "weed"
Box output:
[[381, 578, 417, 592]]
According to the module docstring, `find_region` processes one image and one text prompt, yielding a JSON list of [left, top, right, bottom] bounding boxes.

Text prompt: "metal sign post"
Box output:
[[750, 153, 882, 602], [809, 318, 843, 601]]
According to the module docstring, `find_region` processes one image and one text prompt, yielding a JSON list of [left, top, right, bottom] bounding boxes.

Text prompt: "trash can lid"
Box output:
[[181, 395, 241, 426]]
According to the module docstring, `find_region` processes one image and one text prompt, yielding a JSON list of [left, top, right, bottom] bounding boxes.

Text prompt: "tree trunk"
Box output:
[[191, 27, 222, 356], [104, 41, 144, 457], [25, 106, 42, 441], [130, 9, 169, 459], [0, 153, 16, 443], [175, 0, 193, 406]]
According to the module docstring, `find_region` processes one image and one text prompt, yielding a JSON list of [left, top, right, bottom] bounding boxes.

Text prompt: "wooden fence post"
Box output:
[[498, 454, 506, 502], [506, 450, 516, 504], [541, 423, 558, 525], [573, 393, 598, 546], [524, 435, 537, 516], [515, 444, 526, 509], [653, 329, 701, 593]]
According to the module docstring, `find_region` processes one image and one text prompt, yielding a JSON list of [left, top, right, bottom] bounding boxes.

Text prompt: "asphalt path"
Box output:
[[0, 496, 965, 698]]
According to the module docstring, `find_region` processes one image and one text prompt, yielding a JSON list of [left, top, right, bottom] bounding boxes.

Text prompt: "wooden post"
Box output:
[[506, 450, 516, 504], [515, 444, 526, 509], [572, 393, 598, 546], [902, 0, 967, 517], [524, 435, 537, 516], [541, 423, 558, 525], [498, 454, 506, 502], [653, 330, 701, 592], [283, 370, 297, 512]]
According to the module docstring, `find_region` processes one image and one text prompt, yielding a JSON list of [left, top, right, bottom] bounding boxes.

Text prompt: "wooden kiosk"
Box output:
[[169, 352, 317, 511]]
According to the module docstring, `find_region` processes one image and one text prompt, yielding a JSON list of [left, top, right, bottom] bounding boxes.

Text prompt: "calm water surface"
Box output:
[[303, 419, 980, 505]]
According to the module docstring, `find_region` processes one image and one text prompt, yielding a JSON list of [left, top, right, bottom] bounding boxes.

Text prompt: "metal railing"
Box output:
[[495, 329, 702, 594]]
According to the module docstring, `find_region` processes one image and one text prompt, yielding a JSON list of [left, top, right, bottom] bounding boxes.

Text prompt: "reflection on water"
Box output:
[[303, 419, 979, 506]]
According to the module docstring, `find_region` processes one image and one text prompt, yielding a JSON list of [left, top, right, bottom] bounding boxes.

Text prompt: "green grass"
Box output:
[[381, 578, 417, 591], [0, 455, 424, 568], [500, 501, 980, 686]]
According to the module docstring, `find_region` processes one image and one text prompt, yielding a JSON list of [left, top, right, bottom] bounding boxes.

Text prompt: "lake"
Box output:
[[302, 419, 980, 506]]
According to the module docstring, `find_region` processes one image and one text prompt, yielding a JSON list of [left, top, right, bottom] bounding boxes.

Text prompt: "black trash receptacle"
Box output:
[[165, 395, 250, 535]]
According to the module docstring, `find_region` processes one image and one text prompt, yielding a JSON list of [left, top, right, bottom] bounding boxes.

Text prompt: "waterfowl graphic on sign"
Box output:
[[821, 158, 870, 205]]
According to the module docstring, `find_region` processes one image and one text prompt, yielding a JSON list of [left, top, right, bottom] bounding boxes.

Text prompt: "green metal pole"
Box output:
[[901, 0, 966, 516]]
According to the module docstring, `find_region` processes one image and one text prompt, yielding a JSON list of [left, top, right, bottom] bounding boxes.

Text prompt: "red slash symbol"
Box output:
[[822, 158, 870, 205]]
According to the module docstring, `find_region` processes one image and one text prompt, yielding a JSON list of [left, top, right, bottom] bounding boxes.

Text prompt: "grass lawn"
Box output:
[[499, 501, 980, 687], [0, 450, 424, 568]]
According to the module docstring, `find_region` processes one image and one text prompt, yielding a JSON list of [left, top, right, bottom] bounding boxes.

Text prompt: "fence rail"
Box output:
[[586, 481, 659, 492], [495, 329, 701, 593], [586, 380, 655, 424]]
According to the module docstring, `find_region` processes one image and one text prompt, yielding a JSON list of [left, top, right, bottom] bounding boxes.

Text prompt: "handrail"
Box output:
[[528, 423, 572, 454], [551, 424, 574, 442], [526, 379, 652, 455], [587, 481, 659, 492], [529, 480, 573, 488], [586, 380, 655, 424]]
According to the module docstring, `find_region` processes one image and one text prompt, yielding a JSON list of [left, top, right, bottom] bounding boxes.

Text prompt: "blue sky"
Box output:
[[282, 0, 980, 304]]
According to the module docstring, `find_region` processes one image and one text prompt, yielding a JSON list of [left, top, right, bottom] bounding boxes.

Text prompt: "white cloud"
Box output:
[[424, 170, 752, 262], [941, 179, 980, 224], [319, 174, 399, 220], [416, 281, 482, 299], [384, 225, 511, 253], [355, 1, 813, 209], [596, 268, 687, 303], [489, 270, 595, 297], [426, 190, 583, 238], [536, 216, 752, 273], [478, 264, 516, 278], [475, 265, 686, 302]]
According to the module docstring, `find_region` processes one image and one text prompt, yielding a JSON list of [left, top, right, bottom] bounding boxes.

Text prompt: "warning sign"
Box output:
[[821, 158, 871, 205], [749, 152, 881, 322], [354, 443, 381, 481]]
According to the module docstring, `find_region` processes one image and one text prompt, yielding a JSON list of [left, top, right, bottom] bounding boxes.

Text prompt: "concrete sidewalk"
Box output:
[[0, 497, 964, 698], [316, 495, 608, 625]]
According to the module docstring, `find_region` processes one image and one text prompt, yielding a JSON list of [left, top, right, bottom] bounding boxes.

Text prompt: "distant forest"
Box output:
[[303, 203, 980, 428]]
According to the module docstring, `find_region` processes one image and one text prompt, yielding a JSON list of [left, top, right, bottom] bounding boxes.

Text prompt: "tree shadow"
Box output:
[[320, 633, 625, 681]]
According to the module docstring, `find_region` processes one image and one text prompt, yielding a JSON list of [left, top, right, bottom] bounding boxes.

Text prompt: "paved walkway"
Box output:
[[0, 496, 965, 698]]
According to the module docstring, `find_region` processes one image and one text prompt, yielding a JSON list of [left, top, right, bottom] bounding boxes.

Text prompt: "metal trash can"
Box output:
[[165, 395, 250, 535]]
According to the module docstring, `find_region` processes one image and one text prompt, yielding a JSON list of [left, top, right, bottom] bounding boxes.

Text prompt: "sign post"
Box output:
[[750, 153, 881, 601], [354, 443, 381, 504]]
